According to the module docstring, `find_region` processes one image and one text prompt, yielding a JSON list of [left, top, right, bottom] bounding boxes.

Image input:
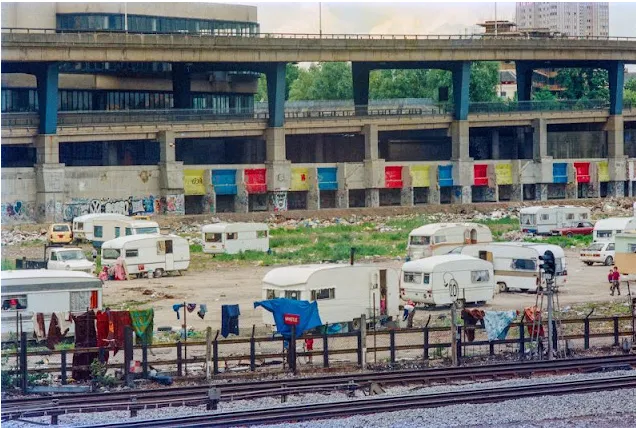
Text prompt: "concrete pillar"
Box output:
[[400, 166, 413, 207], [35, 62, 59, 135], [265, 62, 286, 128], [532, 119, 548, 160], [35, 134, 60, 165], [352, 62, 370, 116], [315, 135, 325, 163], [35, 164, 65, 222], [608, 181, 625, 197], [515, 62, 533, 102], [608, 61, 624, 116], [235, 170, 249, 213], [336, 162, 350, 208], [606, 115, 624, 159], [172, 63, 192, 109], [365, 189, 379, 208], [451, 120, 470, 161], [157, 131, 183, 201], [363, 124, 379, 160], [536, 183, 549, 201], [491, 129, 500, 160], [452, 61, 471, 121], [510, 184, 523, 202], [159, 131, 176, 163], [452, 186, 472, 204], [265, 127, 286, 162], [307, 167, 320, 211]]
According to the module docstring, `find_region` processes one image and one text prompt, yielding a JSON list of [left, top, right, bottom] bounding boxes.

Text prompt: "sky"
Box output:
[[231, 1, 636, 38]]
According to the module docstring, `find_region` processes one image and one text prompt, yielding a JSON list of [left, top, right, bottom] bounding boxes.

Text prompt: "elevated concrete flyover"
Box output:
[[2, 29, 636, 63]]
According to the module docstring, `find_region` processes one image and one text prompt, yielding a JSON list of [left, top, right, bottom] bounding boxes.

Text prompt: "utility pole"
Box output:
[[546, 275, 553, 360], [319, 2, 323, 38], [124, 2, 128, 33], [494, 2, 498, 37]]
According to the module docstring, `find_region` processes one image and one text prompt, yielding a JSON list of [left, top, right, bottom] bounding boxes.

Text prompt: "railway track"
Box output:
[[82, 374, 636, 427], [2, 354, 635, 423]]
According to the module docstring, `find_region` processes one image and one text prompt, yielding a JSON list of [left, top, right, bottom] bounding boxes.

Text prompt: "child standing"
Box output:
[[610, 266, 621, 296]]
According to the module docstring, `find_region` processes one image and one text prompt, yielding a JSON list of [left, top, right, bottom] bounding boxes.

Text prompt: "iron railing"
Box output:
[[469, 99, 611, 115]]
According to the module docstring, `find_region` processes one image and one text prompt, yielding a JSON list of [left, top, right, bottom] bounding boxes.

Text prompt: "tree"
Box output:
[[254, 63, 302, 102], [555, 68, 609, 101], [532, 87, 557, 101], [468, 61, 500, 102]]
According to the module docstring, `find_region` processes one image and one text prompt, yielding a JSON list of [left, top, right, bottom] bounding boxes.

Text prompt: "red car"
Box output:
[[550, 222, 594, 238]]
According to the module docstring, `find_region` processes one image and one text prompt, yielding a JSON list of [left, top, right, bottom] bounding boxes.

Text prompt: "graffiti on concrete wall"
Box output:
[[269, 191, 288, 212], [1, 201, 36, 223], [62, 195, 160, 221], [157, 194, 185, 215]]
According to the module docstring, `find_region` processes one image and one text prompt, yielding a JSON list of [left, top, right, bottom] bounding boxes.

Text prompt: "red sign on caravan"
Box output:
[[283, 313, 300, 325]]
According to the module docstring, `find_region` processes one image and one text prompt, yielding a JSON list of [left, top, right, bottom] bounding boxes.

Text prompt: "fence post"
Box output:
[[389, 329, 396, 364], [356, 329, 363, 367], [322, 331, 329, 368], [489, 341, 495, 356], [176, 341, 183, 377], [360, 314, 367, 368], [213, 331, 219, 375], [289, 325, 297, 374], [98, 347, 106, 364], [250, 325, 256, 372], [60, 350, 67, 385], [584, 318, 590, 349], [124, 326, 134, 387], [613, 316, 620, 346], [20, 331, 27, 394], [551, 320, 558, 351], [456, 326, 462, 365], [423, 328, 429, 360], [205, 327, 212, 380], [519, 321, 525, 357], [142, 343, 148, 379]]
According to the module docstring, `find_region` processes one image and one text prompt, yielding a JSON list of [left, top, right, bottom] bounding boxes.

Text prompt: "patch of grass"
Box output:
[[1, 259, 15, 271], [525, 234, 593, 248], [189, 244, 203, 253], [270, 235, 312, 248]]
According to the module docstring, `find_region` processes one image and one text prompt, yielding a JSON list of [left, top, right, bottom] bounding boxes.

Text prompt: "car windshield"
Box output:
[[52, 225, 69, 232], [586, 243, 605, 251], [58, 250, 86, 261]]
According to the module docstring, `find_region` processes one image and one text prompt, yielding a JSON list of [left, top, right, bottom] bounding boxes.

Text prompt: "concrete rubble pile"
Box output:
[[1, 229, 47, 246]]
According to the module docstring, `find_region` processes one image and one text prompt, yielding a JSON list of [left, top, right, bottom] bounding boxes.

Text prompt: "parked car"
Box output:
[[550, 221, 594, 237], [15, 246, 95, 274], [579, 241, 615, 266], [48, 223, 73, 244]]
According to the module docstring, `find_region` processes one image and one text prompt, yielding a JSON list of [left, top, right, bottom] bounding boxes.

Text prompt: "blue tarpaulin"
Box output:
[[254, 299, 323, 339], [483, 310, 518, 341]]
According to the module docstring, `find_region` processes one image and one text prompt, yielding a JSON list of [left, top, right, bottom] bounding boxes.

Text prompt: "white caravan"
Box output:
[[261, 264, 400, 328], [400, 255, 495, 306], [519, 206, 591, 235], [202, 223, 269, 254], [1, 270, 103, 338], [91, 218, 160, 248], [407, 223, 493, 260], [101, 234, 190, 277], [591, 217, 636, 242], [511, 243, 568, 287], [450, 243, 541, 293], [72, 213, 129, 242]]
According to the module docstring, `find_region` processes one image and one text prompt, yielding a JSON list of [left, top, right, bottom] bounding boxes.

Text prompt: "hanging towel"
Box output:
[[32, 313, 46, 341], [186, 303, 197, 313], [254, 299, 323, 339], [56, 312, 73, 336], [46, 313, 68, 350], [461, 309, 485, 342], [483, 310, 518, 342], [72, 311, 98, 381], [111, 311, 132, 355], [130, 309, 154, 345], [95, 310, 111, 363], [221, 304, 241, 338], [197, 304, 208, 320], [173, 304, 185, 319]]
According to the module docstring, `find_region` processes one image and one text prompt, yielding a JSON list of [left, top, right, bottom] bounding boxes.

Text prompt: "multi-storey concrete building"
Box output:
[[516, 2, 609, 37]]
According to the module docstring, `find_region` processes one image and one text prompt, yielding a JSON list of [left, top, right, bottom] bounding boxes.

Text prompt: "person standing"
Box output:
[[611, 266, 621, 296], [403, 300, 415, 322], [304, 336, 314, 364]]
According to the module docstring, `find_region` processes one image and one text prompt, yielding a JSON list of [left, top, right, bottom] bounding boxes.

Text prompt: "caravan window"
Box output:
[[102, 248, 120, 259], [285, 290, 300, 300], [125, 249, 139, 258], [596, 230, 612, 238], [540, 214, 549, 221], [115, 227, 121, 238], [94, 226, 103, 238], [226, 233, 237, 240], [135, 227, 159, 235], [266, 289, 277, 300], [76, 222, 84, 230], [512, 259, 537, 271], [311, 288, 335, 300], [157, 241, 166, 255], [520, 214, 535, 226], [125, 228, 132, 236], [435, 235, 447, 244], [471, 270, 490, 283], [580, 213, 588, 219], [2, 295, 27, 311], [410, 236, 430, 245], [403, 272, 422, 284], [205, 233, 222, 243], [70, 290, 98, 312], [257, 230, 268, 239], [566, 213, 574, 220]]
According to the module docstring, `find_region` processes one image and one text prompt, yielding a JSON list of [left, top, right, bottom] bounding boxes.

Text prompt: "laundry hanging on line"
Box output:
[[483, 310, 518, 342], [173, 304, 185, 319], [186, 303, 197, 313], [221, 304, 241, 338], [130, 309, 154, 345], [197, 304, 208, 320]]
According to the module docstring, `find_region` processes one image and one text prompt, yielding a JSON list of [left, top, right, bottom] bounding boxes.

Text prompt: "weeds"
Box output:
[[1, 259, 15, 270]]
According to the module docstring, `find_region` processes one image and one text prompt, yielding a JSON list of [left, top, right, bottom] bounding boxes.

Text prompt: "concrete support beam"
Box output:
[[336, 163, 349, 209], [158, 131, 176, 163], [451, 120, 471, 161], [452, 61, 471, 121], [159, 161, 184, 195], [35, 163, 65, 222], [608, 156, 627, 182], [536, 183, 549, 201], [608, 61, 624, 116], [608, 181, 625, 197], [605, 115, 624, 159], [491, 129, 500, 160], [172, 63, 192, 109], [235, 170, 249, 214], [307, 167, 320, 211], [265, 62, 287, 128], [363, 124, 379, 160], [35, 134, 59, 165], [532, 119, 548, 160], [265, 127, 286, 162], [352, 62, 370, 116], [365, 188, 380, 208], [400, 166, 414, 207], [452, 186, 472, 204], [515, 62, 533, 102], [35, 62, 59, 135]]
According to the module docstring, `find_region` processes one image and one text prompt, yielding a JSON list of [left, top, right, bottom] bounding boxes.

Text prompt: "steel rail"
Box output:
[[2, 355, 635, 421], [83, 375, 636, 427]]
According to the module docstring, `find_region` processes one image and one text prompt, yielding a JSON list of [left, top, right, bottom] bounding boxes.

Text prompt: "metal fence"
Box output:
[[2, 315, 633, 392]]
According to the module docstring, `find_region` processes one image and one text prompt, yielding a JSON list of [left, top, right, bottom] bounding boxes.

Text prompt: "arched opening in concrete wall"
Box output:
[[176, 137, 265, 165]]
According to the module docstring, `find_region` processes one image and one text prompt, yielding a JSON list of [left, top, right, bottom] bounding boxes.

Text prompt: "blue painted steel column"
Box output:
[[352, 62, 370, 116], [266, 62, 287, 128], [608, 61, 624, 115], [172, 63, 192, 109], [452, 61, 470, 120], [515, 62, 534, 102], [35, 63, 59, 135]]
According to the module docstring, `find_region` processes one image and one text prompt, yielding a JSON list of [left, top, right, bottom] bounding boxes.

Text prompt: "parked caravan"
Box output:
[[400, 255, 495, 306], [450, 243, 541, 293], [591, 217, 636, 242], [72, 213, 128, 242], [261, 264, 400, 328], [101, 234, 190, 277], [1, 270, 102, 338], [202, 223, 269, 254], [512, 243, 568, 287], [407, 223, 493, 260], [615, 231, 636, 279], [519, 206, 591, 235], [91, 219, 160, 248]]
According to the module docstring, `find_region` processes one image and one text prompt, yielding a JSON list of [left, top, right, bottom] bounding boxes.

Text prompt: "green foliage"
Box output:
[[189, 244, 203, 253], [625, 78, 636, 106], [468, 61, 500, 102], [556, 68, 609, 101], [2, 259, 16, 271], [532, 87, 558, 101], [524, 234, 593, 248], [90, 359, 117, 387]]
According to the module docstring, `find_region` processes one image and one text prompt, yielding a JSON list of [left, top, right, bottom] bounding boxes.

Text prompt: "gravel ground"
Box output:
[[4, 369, 635, 427]]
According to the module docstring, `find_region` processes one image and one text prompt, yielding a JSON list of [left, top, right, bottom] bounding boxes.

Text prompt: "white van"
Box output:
[[519, 206, 591, 235], [580, 241, 616, 266], [72, 213, 128, 242], [400, 255, 495, 306], [202, 223, 269, 254], [450, 243, 540, 293], [1, 270, 103, 338], [261, 264, 400, 328], [101, 234, 190, 277], [92, 219, 160, 248], [591, 217, 636, 242], [407, 223, 493, 260]]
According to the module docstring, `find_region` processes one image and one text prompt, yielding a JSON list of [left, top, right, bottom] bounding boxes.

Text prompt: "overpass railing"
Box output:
[[3, 27, 636, 41], [469, 99, 611, 115]]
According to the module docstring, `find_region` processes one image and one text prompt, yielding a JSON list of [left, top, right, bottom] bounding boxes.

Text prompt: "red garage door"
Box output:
[[245, 168, 267, 193]]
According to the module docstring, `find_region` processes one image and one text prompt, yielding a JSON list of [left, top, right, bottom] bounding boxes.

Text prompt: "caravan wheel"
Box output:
[[153, 269, 164, 278], [498, 282, 508, 293]]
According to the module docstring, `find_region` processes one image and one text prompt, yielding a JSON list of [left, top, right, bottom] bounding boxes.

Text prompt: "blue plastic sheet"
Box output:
[[483, 310, 518, 341], [254, 298, 323, 339]]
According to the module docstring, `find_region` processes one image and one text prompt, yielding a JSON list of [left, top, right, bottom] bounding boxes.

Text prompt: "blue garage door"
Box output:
[[553, 163, 568, 184], [438, 165, 454, 187], [317, 167, 338, 191], [212, 170, 238, 195]]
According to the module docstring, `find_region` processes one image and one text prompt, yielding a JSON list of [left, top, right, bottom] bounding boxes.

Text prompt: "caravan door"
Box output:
[[165, 239, 174, 270]]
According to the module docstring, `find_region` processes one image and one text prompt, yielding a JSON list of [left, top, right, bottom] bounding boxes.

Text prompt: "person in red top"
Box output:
[[610, 266, 621, 296], [304, 336, 314, 364]]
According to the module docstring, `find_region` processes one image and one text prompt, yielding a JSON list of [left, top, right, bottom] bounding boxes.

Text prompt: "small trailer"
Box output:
[[519, 206, 591, 235], [615, 230, 636, 280], [1, 270, 103, 338], [400, 254, 496, 306], [261, 264, 400, 329], [407, 222, 493, 260], [91, 218, 160, 248], [591, 217, 636, 242], [72, 213, 129, 242], [101, 234, 190, 277], [201, 222, 269, 254]]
